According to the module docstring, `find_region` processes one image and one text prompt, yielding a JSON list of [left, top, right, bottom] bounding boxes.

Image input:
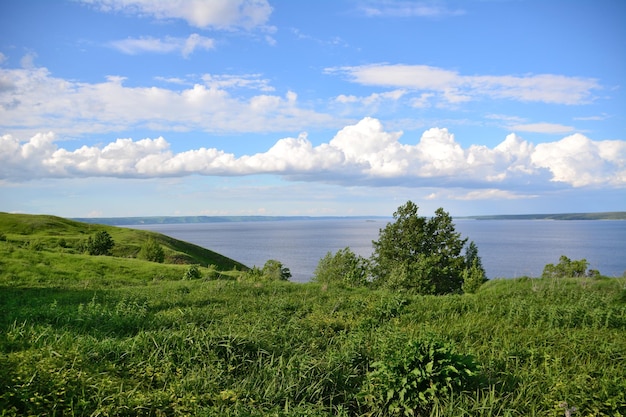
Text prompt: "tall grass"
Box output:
[[1, 275, 625, 416]]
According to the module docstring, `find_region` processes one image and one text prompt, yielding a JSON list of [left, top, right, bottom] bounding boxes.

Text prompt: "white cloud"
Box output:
[[531, 134, 626, 187], [426, 189, 536, 200], [110, 34, 214, 57], [508, 122, 575, 134], [80, 0, 272, 30], [328, 64, 600, 105], [0, 66, 334, 135], [3, 118, 624, 191]]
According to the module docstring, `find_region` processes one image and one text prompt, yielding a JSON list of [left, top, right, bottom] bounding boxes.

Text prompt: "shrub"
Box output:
[[542, 255, 592, 278], [361, 335, 479, 416], [86, 230, 114, 256], [261, 259, 291, 281], [138, 237, 165, 263], [462, 258, 487, 294], [183, 265, 202, 280], [313, 247, 369, 287]]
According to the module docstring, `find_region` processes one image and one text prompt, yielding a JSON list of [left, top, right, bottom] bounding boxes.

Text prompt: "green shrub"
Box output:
[[361, 335, 479, 416], [86, 230, 114, 256], [138, 237, 165, 263], [542, 255, 593, 278], [313, 247, 369, 287], [183, 265, 202, 280]]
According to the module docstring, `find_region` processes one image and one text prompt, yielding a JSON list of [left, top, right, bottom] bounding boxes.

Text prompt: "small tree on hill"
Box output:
[[542, 255, 591, 278], [139, 237, 165, 263], [86, 230, 114, 256], [462, 241, 487, 293], [371, 201, 469, 295], [262, 260, 292, 281], [313, 247, 369, 287]]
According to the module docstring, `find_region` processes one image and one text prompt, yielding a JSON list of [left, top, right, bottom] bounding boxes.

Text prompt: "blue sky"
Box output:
[[1, 0, 624, 217]]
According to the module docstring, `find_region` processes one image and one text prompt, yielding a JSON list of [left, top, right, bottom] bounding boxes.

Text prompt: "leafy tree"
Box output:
[[313, 247, 369, 287], [86, 230, 114, 256], [261, 259, 292, 281], [462, 241, 487, 293], [138, 237, 165, 263], [371, 201, 468, 294], [542, 255, 591, 278]]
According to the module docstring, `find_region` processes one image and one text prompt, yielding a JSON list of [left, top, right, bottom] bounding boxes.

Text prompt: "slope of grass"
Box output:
[[0, 212, 247, 271]]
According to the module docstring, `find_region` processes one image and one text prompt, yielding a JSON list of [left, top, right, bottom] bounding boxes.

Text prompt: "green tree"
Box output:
[[261, 259, 292, 281], [86, 230, 114, 256], [462, 241, 486, 293], [542, 255, 590, 278], [138, 237, 165, 263], [313, 247, 369, 287], [371, 201, 468, 294]]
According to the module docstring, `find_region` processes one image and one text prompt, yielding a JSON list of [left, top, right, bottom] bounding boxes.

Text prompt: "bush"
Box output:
[[313, 247, 369, 287], [542, 255, 593, 278], [361, 335, 479, 416], [261, 259, 291, 281], [138, 237, 165, 263], [86, 231, 114, 256], [183, 265, 202, 280]]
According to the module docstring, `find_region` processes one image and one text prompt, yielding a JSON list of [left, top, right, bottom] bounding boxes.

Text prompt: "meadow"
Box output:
[[1, 213, 625, 416]]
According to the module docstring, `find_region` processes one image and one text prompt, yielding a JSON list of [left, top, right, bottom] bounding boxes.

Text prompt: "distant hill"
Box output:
[[460, 212, 626, 220], [0, 212, 247, 270]]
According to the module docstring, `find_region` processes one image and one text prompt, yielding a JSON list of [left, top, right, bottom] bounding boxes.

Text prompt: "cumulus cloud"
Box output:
[[110, 34, 214, 57], [327, 64, 600, 105], [0, 66, 334, 135], [79, 0, 272, 30], [2, 118, 624, 191]]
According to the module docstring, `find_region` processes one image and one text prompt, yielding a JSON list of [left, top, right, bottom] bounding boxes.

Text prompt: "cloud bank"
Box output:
[[2, 118, 624, 190]]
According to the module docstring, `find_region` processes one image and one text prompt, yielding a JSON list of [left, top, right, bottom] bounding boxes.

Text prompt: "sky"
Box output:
[[1, 0, 625, 217]]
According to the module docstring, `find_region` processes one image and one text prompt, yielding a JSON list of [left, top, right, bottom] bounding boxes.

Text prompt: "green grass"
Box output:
[[0, 212, 248, 272], [1, 213, 625, 416]]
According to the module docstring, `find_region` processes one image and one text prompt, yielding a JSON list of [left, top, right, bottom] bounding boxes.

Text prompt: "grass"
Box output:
[[1, 213, 625, 416]]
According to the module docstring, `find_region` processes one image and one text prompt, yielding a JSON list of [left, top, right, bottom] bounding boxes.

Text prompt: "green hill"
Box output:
[[0, 213, 247, 288]]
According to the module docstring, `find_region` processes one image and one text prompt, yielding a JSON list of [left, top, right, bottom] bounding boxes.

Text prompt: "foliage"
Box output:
[[261, 259, 292, 281], [183, 264, 202, 280], [371, 201, 468, 294], [361, 335, 479, 415], [542, 255, 593, 278], [85, 230, 115, 255], [313, 247, 369, 287], [462, 259, 486, 294], [138, 237, 165, 263]]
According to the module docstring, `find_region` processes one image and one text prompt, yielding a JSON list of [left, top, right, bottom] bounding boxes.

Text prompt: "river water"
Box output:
[[130, 219, 626, 282]]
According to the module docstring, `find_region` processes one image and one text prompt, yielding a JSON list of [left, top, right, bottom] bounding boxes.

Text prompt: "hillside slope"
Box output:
[[0, 212, 248, 271]]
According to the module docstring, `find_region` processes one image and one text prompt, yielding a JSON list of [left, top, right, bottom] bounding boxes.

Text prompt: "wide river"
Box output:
[[130, 219, 626, 282]]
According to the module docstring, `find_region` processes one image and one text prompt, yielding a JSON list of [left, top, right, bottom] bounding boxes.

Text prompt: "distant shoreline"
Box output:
[[72, 212, 626, 226]]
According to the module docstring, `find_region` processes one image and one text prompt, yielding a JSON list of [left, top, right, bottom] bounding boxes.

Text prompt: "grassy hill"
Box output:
[[0, 213, 247, 288]]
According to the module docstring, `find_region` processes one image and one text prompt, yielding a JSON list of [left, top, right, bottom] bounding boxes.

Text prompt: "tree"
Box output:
[[542, 255, 590, 278], [138, 237, 165, 263], [261, 260, 292, 281], [86, 230, 114, 256], [462, 241, 487, 294], [371, 201, 468, 294], [313, 247, 369, 287]]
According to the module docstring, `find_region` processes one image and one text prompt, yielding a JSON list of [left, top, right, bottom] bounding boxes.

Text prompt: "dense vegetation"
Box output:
[[1, 212, 625, 416]]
